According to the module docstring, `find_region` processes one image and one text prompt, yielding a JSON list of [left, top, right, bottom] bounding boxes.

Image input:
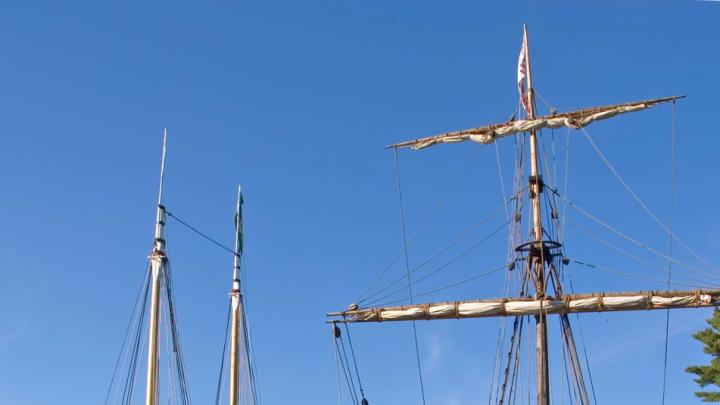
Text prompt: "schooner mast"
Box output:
[[222, 185, 258, 405], [230, 186, 243, 405], [329, 25, 713, 405], [146, 129, 169, 405]]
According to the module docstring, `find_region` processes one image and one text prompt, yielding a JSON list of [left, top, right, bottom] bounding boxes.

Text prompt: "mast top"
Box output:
[[157, 128, 168, 206], [522, 24, 534, 118], [233, 185, 244, 280]]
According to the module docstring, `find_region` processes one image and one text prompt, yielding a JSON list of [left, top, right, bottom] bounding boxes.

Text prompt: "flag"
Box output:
[[517, 33, 528, 114], [235, 187, 244, 256]]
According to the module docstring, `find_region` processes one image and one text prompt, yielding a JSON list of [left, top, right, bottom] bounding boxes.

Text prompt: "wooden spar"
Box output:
[[522, 25, 550, 405], [146, 129, 168, 405], [229, 186, 243, 405], [327, 289, 720, 322], [385, 95, 684, 150]]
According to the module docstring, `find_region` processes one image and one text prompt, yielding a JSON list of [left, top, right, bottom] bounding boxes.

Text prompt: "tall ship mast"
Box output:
[[146, 131, 169, 405], [226, 186, 259, 405], [104, 133, 259, 405], [104, 131, 193, 405], [328, 25, 718, 404]]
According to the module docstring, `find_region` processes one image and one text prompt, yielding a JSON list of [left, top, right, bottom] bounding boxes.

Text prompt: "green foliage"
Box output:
[[687, 308, 720, 402]]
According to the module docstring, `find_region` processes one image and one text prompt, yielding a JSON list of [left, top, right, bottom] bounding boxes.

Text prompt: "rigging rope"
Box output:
[[166, 211, 238, 258], [356, 144, 484, 304], [560, 128, 571, 243], [499, 273, 530, 405], [661, 100, 677, 405], [105, 266, 151, 405], [332, 325, 344, 405], [372, 265, 506, 307], [359, 203, 507, 304], [364, 223, 510, 307], [566, 270, 599, 405], [343, 323, 368, 403], [552, 190, 720, 282], [214, 303, 231, 405], [495, 140, 511, 221], [338, 330, 359, 402], [570, 221, 712, 287], [362, 219, 511, 306], [487, 125, 520, 405], [580, 126, 718, 273], [393, 147, 428, 405], [240, 298, 261, 404], [571, 260, 715, 289], [164, 262, 193, 404], [334, 324, 360, 405]]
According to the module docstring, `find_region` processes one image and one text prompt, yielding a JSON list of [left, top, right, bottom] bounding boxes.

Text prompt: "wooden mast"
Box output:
[[522, 24, 550, 405], [328, 24, 701, 405], [229, 186, 243, 405], [146, 129, 168, 405]]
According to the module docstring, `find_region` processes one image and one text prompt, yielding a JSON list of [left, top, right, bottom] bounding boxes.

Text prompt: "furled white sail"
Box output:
[[387, 96, 682, 151], [332, 289, 719, 323]]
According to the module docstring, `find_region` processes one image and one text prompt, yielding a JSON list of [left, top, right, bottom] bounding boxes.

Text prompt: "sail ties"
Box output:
[[388, 96, 683, 150], [330, 289, 720, 323], [414, 104, 648, 149]]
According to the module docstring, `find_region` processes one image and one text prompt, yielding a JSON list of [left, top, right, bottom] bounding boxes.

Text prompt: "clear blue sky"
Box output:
[[1, 1, 719, 404]]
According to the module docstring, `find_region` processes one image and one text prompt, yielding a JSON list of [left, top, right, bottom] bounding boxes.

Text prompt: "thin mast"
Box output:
[[146, 129, 168, 405], [523, 25, 550, 405], [230, 186, 244, 405]]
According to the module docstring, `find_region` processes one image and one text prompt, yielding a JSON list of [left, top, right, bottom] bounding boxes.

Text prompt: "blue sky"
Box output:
[[1, 1, 719, 404]]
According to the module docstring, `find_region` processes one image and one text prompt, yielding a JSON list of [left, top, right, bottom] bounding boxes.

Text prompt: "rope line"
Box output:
[[164, 262, 193, 404], [338, 333, 359, 403], [571, 221, 712, 287], [166, 211, 238, 258], [372, 265, 506, 308], [363, 221, 510, 307], [355, 144, 484, 304], [661, 100, 677, 405], [393, 148, 428, 405], [342, 323, 367, 401], [560, 127, 571, 242], [214, 302, 231, 405], [359, 206, 509, 305], [104, 266, 150, 405], [332, 325, 344, 405], [334, 327, 359, 404], [553, 191, 720, 282], [580, 126, 718, 273], [572, 260, 716, 289], [566, 271, 599, 405]]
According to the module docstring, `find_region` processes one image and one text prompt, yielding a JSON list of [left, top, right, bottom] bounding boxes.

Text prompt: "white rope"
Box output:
[[557, 193, 720, 282], [580, 126, 718, 273], [571, 221, 712, 287]]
